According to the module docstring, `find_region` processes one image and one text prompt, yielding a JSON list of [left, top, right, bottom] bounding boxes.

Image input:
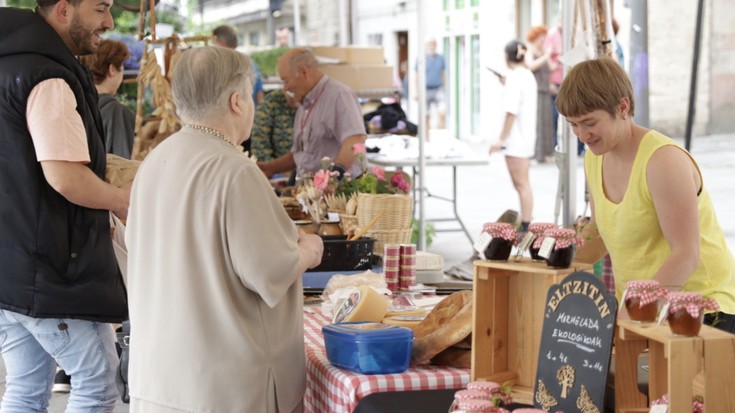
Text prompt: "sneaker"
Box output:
[[52, 369, 71, 393]]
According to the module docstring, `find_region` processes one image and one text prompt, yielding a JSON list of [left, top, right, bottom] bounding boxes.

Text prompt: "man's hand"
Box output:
[[298, 231, 324, 269]]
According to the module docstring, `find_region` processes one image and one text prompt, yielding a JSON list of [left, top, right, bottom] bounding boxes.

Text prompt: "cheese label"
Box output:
[[333, 289, 361, 323]]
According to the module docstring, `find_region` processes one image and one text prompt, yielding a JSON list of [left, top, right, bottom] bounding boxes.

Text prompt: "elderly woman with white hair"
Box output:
[[125, 46, 323, 413]]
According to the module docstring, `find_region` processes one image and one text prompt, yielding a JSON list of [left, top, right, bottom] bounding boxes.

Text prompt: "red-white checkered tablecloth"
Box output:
[[302, 307, 470, 413]]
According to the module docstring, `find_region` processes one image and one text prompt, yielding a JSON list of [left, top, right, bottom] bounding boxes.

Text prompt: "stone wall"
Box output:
[[648, 0, 734, 136], [709, 0, 735, 133]]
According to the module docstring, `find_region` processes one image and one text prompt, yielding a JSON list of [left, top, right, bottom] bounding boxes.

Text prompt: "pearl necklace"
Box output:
[[185, 124, 237, 148]]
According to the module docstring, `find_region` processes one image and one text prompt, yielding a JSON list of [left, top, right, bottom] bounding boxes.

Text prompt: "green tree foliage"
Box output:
[[250, 47, 290, 77], [8, 0, 35, 8]]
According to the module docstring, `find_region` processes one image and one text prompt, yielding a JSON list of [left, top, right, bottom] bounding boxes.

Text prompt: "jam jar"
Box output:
[[481, 223, 517, 261], [666, 292, 719, 337], [623, 280, 667, 323], [527, 223, 558, 261]]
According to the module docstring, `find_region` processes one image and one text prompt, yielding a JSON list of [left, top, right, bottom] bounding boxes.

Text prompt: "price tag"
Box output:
[[514, 232, 536, 261], [538, 237, 556, 259], [650, 404, 668, 413], [518, 232, 536, 251], [474, 232, 492, 256], [327, 211, 340, 221], [657, 302, 671, 326]]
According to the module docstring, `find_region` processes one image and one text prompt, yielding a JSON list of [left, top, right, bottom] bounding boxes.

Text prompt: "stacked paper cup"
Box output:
[[383, 244, 400, 292], [399, 244, 416, 291]]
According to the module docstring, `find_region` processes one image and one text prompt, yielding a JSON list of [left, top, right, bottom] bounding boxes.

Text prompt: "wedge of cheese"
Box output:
[[382, 314, 427, 330], [332, 285, 388, 323]]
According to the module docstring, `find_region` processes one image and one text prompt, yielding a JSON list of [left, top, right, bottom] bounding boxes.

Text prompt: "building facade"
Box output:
[[195, 0, 734, 138]]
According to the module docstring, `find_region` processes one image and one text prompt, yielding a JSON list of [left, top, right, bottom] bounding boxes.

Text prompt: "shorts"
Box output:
[[426, 87, 445, 111]]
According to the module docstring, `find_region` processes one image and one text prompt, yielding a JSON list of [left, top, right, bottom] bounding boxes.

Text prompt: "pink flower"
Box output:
[[352, 143, 367, 154], [372, 166, 385, 180], [391, 173, 410, 192], [313, 170, 330, 190]]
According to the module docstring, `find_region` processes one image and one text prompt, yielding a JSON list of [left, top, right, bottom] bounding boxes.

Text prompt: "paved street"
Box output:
[[1, 133, 733, 412]]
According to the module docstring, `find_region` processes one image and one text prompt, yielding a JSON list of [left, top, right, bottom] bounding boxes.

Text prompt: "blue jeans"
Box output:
[[0, 309, 119, 413]]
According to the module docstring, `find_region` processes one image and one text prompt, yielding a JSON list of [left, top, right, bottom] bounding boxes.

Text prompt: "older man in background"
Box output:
[[258, 48, 366, 179]]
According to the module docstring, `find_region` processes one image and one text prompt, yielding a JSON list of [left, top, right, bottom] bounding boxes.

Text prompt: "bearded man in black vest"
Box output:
[[0, 0, 129, 410]]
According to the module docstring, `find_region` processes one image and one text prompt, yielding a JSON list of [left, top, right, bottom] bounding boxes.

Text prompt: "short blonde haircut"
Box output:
[[172, 46, 255, 123], [556, 58, 635, 118]]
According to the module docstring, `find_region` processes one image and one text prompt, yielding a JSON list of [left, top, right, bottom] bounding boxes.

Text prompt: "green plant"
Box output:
[[411, 220, 436, 247], [250, 47, 290, 77]]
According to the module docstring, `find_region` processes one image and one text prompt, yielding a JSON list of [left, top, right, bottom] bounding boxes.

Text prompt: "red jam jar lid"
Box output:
[[482, 222, 517, 241], [466, 380, 501, 394], [457, 399, 507, 412], [668, 292, 719, 318], [667, 291, 702, 304], [536, 228, 582, 250], [454, 389, 491, 401], [625, 280, 661, 292], [528, 222, 557, 235], [624, 280, 668, 306]]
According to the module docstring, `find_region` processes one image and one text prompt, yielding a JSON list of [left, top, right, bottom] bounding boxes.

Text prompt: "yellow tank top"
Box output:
[[585, 130, 735, 313]]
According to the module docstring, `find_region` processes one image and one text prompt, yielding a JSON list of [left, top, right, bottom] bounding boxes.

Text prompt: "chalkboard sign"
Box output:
[[533, 271, 617, 413]]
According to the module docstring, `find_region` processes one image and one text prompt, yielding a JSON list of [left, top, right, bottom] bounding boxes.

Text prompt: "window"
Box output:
[[470, 35, 480, 135], [547, 0, 561, 24], [249, 31, 259, 46], [367, 33, 383, 46]]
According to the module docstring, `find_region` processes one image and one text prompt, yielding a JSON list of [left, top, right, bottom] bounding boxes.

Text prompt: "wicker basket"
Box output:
[[366, 228, 412, 257], [356, 193, 413, 231], [339, 213, 360, 235]]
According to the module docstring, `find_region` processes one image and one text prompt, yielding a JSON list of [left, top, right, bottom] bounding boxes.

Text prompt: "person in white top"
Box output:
[[489, 40, 538, 232]]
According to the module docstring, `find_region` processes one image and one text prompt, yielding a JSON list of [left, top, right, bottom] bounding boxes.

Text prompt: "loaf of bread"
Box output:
[[411, 290, 473, 364]]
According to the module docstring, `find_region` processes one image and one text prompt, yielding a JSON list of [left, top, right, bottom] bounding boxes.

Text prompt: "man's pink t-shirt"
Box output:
[[26, 78, 91, 163]]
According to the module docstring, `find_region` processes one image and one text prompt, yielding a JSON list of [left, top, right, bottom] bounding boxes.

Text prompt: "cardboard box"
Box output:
[[321, 64, 394, 91], [311, 46, 385, 65]]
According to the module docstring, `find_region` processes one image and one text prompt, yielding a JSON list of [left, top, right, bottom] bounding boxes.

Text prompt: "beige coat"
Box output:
[[126, 129, 305, 413]]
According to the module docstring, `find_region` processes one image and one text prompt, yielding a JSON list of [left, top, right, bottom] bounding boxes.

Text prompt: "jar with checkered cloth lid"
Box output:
[[481, 223, 517, 261], [623, 280, 668, 323], [667, 292, 719, 336]]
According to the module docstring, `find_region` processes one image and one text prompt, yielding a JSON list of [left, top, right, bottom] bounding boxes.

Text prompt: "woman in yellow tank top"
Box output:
[[555, 58, 735, 332]]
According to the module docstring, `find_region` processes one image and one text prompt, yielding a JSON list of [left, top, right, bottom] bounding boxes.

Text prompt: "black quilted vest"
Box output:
[[0, 8, 127, 322]]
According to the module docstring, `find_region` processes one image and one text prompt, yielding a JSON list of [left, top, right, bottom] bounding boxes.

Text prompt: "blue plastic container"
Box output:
[[322, 322, 414, 374]]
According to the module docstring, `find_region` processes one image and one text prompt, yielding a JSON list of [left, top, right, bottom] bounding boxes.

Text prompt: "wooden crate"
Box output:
[[471, 258, 593, 404], [615, 320, 735, 413]]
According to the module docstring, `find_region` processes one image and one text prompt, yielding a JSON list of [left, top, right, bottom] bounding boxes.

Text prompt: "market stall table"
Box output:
[[302, 307, 470, 413], [366, 134, 489, 245]]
